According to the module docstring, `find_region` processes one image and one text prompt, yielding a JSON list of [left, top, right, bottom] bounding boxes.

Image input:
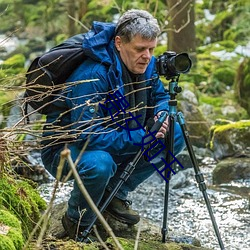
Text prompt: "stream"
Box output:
[[38, 155, 250, 250], [1, 33, 249, 250]]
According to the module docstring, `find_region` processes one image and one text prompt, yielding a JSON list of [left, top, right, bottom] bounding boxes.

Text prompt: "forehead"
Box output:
[[127, 34, 157, 47]]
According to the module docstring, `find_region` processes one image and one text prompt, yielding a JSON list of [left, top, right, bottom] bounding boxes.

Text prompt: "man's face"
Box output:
[[115, 35, 157, 74]]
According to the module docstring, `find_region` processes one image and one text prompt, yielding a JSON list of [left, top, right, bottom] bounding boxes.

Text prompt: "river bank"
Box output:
[[38, 155, 250, 250]]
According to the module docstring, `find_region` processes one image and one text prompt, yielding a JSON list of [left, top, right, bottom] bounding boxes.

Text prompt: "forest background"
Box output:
[[0, 0, 250, 125]]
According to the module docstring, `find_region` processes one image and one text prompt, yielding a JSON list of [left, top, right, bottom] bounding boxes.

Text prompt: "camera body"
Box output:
[[156, 51, 192, 79]]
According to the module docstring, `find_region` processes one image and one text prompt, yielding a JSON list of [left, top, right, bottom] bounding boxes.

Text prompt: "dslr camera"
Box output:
[[156, 51, 192, 79]]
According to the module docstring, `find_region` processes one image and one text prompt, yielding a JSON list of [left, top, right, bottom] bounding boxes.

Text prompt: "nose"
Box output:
[[142, 49, 151, 60]]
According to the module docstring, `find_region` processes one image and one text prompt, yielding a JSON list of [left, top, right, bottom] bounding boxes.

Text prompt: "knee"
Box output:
[[77, 150, 117, 181]]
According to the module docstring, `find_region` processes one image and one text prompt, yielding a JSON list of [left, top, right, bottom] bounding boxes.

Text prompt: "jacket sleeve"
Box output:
[[65, 60, 146, 155]]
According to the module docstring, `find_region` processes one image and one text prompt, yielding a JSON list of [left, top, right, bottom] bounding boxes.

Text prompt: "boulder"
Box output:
[[209, 119, 250, 160], [179, 100, 211, 148], [213, 157, 250, 184], [41, 201, 212, 250]]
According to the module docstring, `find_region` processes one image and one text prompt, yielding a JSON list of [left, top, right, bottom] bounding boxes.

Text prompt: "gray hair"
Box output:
[[115, 9, 160, 43]]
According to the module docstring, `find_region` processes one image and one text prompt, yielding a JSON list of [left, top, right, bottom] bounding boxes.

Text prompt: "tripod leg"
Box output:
[[177, 112, 225, 250], [81, 112, 169, 240], [81, 149, 144, 240], [162, 114, 175, 243]]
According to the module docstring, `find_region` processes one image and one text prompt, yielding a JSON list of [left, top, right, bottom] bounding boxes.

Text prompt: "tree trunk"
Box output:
[[78, 0, 88, 20], [167, 0, 196, 62], [67, 0, 76, 36]]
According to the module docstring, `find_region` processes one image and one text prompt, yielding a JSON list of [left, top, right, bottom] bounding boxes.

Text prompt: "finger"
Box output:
[[155, 131, 165, 138]]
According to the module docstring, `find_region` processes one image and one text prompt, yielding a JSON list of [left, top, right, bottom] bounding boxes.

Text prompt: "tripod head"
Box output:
[[168, 76, 182, 99]]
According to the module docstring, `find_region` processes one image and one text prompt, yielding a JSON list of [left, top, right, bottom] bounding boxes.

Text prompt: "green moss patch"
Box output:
[[0, 174, 47, 239], [0, 209, 24, 250]]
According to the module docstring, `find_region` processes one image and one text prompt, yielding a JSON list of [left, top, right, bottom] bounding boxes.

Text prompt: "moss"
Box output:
[[1, 54, 25, 69], [0, 174, 47, 239], [106, 237, 209, 250], [0, 235, 16, 250], [0, 209, 21, 229], [7, 228, 24, 249], [213, 120, 250, 133], [213, 67, 235, 86], [0, 209, 24, 249], [199, 95, 224, 107], [209, 120, 250, 151], [235, 57, 250, 116]]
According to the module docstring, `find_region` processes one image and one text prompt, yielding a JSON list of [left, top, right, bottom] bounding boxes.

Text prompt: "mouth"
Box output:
[[138, 62, 148, 67]]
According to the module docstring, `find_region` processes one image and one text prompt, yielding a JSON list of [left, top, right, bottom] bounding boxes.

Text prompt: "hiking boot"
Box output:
[[61, 213, 97, 243], [105, 196, 140, 225]]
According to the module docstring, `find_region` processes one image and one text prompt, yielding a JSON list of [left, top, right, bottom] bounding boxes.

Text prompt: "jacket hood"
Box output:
[[82, 21, 116, 65]]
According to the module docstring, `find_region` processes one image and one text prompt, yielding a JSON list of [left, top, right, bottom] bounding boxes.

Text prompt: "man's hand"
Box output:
[[154, 112, 169, 138]]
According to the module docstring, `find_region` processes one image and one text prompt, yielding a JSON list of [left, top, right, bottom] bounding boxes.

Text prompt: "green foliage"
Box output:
[[213, 67, 235, 86], [0, 54, 26, 85], [234, 57, 250, 115], [199, 91, 248, 121], [196, 0, 250, 47], [1, 54, 25, 69]]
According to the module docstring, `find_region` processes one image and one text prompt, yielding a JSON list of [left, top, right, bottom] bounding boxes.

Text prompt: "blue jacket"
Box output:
[[44, 21, 170, 156]]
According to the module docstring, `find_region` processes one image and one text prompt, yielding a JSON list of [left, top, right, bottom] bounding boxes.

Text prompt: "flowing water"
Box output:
[[38, 156, 250, 250]]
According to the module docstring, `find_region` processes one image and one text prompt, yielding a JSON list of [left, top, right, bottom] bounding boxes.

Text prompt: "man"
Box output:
[[41, 9, 185, 241]]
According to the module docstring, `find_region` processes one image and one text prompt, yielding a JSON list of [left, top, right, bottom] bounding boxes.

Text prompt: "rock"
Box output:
[[43, 202, 212, 250], [179, 100, 211, 148], [213, 157, 250, 184], [209, 120, 250, 160], [170, 168, 193, 189]]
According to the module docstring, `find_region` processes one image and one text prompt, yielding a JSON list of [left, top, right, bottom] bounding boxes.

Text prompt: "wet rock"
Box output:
[[45, 201, 211, 250], [213, 157, 250, 184]]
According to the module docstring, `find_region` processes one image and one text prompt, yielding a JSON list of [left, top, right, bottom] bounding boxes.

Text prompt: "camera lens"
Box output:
[[174, 53, 192, 73]]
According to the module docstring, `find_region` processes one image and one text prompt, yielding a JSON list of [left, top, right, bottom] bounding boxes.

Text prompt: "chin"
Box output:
[[134, 69, 146, 75]]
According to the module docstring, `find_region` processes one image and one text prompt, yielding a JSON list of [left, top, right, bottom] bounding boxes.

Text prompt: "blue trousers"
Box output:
[[41, 123, 185, 226]]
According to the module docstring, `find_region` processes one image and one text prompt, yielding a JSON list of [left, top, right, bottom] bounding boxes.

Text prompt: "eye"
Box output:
[[136, 48, 145, 53], [149, 48, 154, 53]]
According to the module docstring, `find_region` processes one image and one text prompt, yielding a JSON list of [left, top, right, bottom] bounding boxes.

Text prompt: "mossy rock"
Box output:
[[209, 120, 250, 160], [0, 174, 47, 239], [0, 209, 24, 250], [106, 237, 211, 250]]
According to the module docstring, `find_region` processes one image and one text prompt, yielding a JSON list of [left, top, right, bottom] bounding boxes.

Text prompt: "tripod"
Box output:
[[81, 111, 168, 241], [161, 76, 225, 249]]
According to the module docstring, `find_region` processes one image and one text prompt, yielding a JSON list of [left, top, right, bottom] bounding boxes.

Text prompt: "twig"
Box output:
[[68, 14, 89, 31], [61, 148, 124, 250], [22, 154, 65, 249], [134, 219, 142, 250], [93, 225, 110, 250]]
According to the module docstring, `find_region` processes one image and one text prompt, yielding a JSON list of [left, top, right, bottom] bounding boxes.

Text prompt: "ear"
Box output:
[[115, 36, 122, 51]]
